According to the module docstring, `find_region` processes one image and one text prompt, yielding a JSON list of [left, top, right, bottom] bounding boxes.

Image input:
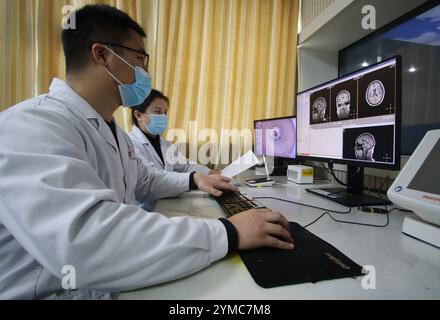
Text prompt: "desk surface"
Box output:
[[120, 172, 440, 300]]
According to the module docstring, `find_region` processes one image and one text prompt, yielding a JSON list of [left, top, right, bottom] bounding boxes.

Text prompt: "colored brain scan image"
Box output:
[[254, 118, 296, 159]]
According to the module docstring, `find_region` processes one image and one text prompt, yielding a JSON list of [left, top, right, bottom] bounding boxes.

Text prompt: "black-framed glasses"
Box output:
[[98, 42, 149, 72]]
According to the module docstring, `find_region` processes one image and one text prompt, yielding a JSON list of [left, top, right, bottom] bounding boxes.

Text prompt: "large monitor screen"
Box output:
[[296, 57, 400, 169], [254, 117, 297, 159]]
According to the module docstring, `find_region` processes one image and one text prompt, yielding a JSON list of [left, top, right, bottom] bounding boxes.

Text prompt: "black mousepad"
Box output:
[[239, 222, 364, 288]]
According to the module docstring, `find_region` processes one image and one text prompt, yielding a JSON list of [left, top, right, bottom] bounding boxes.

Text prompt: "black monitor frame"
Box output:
[[296, 55, 402, 171]]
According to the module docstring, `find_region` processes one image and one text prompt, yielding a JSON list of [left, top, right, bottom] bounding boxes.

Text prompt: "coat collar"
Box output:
[[49, 78, 104, 121], [131, 124, 153, 146], [131, 125, 165, 166], [48, 78, 119, 152]]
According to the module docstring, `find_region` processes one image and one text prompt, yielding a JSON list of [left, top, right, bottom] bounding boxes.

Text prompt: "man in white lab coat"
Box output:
[[0, 5, 294, 299]]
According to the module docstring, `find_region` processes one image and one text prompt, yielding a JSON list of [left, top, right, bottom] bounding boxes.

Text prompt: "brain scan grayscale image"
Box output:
[[354, 133, 376, 161], [312, 97, 327, 122], [366, 80, 385, 107], [336, 90, 351, 119]]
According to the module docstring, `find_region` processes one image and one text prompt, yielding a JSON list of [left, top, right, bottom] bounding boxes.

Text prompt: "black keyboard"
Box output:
[[211, 191, 266, 216]]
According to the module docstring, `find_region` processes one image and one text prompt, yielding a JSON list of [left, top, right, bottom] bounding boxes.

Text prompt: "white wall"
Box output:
[[298, 48, 338, 93], [300, 0, 335, 31]]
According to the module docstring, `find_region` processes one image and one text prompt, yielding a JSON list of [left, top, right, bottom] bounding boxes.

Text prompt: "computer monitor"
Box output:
[[387, 129, 440, 247], [296, 56, 402, 207], [254, 116, 297, 175]]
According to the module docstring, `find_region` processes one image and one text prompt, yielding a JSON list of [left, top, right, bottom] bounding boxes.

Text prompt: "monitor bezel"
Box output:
[[253, 115, 297, 161], [295, 55, 402, 171]]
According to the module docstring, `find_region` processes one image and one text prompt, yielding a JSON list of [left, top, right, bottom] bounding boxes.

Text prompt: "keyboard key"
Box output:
[[211, 191, 266, 216]]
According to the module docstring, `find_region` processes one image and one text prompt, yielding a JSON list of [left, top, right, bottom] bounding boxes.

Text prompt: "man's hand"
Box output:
[[208, 168, 222, 175], [193, 173, 238, 196], [228, 209, 294, 250]]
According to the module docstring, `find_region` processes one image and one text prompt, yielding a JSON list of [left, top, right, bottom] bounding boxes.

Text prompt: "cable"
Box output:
[[252, 196, 352, 214], [322, 162, 392, 196], [302, 210, 392, 229], [323, 163, 349, 187], [253, 196, 395, 229], [320, 162, 333, 176], [364, 175, 391, 198]]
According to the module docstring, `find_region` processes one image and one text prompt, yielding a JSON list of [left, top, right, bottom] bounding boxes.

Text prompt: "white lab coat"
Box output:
[[129, 125, 211, 175], [0, 78, 228, 299]]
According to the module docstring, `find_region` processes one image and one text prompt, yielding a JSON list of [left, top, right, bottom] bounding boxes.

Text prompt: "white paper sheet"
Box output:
[[221, 150, 260, 178]]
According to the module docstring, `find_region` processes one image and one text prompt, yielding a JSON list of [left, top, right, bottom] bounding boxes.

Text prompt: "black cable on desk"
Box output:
[[252, 196, 352, 214], [302, 210, 392, 229], [253, 196, 395, 229]]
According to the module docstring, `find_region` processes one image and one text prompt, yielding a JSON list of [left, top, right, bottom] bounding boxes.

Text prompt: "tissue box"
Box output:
[[287, 165, 314, 184]]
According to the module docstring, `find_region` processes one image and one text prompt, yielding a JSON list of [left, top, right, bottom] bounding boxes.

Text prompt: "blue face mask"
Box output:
[[145, 114, 168, 136], [104, 46, 152, 107]]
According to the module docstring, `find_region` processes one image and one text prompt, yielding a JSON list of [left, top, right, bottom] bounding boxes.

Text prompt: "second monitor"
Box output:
[[254, 116, 297, 175]]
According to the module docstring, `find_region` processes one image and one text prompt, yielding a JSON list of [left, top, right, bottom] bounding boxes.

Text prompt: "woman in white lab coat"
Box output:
[[129, 89, 220, 175]]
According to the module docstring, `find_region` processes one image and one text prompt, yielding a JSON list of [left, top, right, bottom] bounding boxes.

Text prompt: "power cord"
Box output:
[[253, 196, 396, 229], [322, 162, 392, 196], [322, 163, 349, 187], [302, 210, 392, 229], [252, 197, 351, 214], [363, 175, 391, 198]]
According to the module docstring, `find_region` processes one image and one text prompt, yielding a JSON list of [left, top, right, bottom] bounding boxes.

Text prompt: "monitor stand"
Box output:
[[255, 156, 291, 176], [269, 157, 293, 176], [270, 166, 288, 176], [402, 216, 440, 248], [306, 166, 391, 207]]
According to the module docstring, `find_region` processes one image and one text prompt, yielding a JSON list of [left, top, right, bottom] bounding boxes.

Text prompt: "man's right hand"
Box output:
[[228, 209, 294, 250]]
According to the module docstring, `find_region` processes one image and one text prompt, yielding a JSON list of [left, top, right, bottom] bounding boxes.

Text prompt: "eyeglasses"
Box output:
[[98, 42, 149, 72]]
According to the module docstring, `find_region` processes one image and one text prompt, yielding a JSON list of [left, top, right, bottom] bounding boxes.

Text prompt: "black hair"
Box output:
[[61, 4, 146, 74], [131, 89, 170, 127]]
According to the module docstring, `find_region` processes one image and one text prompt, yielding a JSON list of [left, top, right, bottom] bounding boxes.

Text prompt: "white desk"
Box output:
[[120, 172, 440, 300]]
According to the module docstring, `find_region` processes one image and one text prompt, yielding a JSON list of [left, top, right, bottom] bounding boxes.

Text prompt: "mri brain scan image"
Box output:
[[312, 97, 327, 122], [366, 80, 385, 107], [354, 133, 376, 161], [343, 125, 394, 163], [336, 90, 351, 119]]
